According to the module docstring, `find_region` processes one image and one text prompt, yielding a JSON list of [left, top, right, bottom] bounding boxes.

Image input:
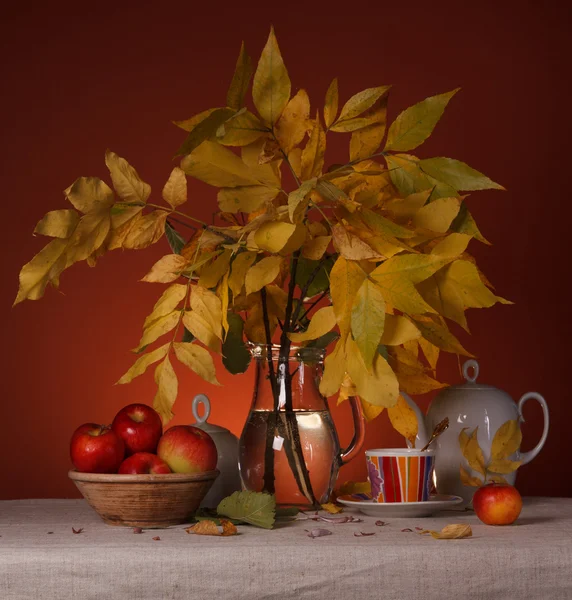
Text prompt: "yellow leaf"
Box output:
[[319, 338, 346, 397], [349, 95, 388, 161], [427, 524, 472, 540], [385, 153, 433, 197], [117, 343, 170, 384], [419, 337, 440, 372], [181, 141, 263, 188], [329, 256, 368, 339], [105, 150, 151, 204], [384, 190, 430, 220], [331, 224, 383, 261], [289, 306, 336, 342], [117, 211, 168, 251], [384, 89, 459, 152], [34, 210, 80, 239], [216, 111, 266, 147], [252, 27, 291, 125], [288, 147, 302, 179], [387, 395, 419, 444], [394, 364, 447, 395], [288, 178, 317, 223], [413, 197, 460, 233], [460, 464, 483, 487], [153, 355, 178, 423], [351, 278, 386, 367], [141, 254, 187, 283], [411, 315, 473, 356], [452, 201, 490, 245], [419, 157, 505, 192], [162, 167, 187, 209], [175, 108, 236, 157], [331, 86, 391, 132], [173, 342, 220, 385], [229, 251, 257, 297], [254, 222, 296, 253], [488, 458, 522, 474], [183, 311, 219, 352], [346, 337, 399, 407], [360, 399, 385, 421], [323, 78, 339, 130], [173, 108, 218, 133], [302, 235, 331, 261], [245, 256, 283, 295], [430, 233, 471, 257], [135, 311, 179, 352], [64, 176, 115, 213], [380, 315, 420, 346], [321, 502, 343, 514], [490, 419, 522, 461], [190, 286, 223, 340], [338, 372, 357, 404], [275, 89, 311, 153], [301, 114, 326, 180], [459, 427, 486, 477], [226, 42, 253, 110], [217, 185, 279, 214], [14, 238, 68, 304], [198, 249, 232, 289], [336, 481, 371, 498], [143, 283, 187, 329], [217, 271, 230, 338]]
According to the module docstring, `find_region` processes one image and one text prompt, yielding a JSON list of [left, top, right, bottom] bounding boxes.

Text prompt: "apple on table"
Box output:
[[112, 403, 163, 455], [157, 425, 217, 474], [473, 482, 523, 525], [70, 424, 125, 473]]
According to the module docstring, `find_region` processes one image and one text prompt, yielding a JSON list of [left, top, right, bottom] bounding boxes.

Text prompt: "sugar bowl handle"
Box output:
[[518, 392, 549, 465], [192, 393, 211, 424]]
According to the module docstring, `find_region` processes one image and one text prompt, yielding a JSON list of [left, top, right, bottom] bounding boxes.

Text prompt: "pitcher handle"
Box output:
[[517, 392, 549, 465], [339, 396, 366, 465]]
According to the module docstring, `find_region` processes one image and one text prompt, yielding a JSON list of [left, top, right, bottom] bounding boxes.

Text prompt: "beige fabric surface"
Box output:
[[1, 498, 571, 600]]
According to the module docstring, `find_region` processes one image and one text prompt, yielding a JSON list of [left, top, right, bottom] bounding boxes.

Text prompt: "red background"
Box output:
[[1, 0, 570, 499]]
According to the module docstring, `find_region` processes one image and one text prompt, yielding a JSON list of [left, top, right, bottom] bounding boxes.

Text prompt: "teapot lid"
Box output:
[[191, 393, 234, 436], [448, 359, 498, 391]]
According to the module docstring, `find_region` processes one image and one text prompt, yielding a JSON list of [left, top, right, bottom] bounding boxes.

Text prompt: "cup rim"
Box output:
[[365, 448, 435, 457]]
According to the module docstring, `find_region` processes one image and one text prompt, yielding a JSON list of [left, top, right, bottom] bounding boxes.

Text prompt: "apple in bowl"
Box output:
[[70, 424, 125, 473], [118, 452, 171, 474], [112, 403, 163, 456], [157, 425, 217, 474]]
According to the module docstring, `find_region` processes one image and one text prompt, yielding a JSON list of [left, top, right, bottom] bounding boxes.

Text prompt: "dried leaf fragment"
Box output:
[[401, 528, 414, 532], [72, 527, 84, 534], [152, 536, 161, 541], [354, 531, 375, 537], [133, 527, 143, 534], [320, 502, 343, 514], [426, 524, 472, 540], [186, 519, 238, 536], [375, 521, 387, 527], [305, 528, 332, 539]]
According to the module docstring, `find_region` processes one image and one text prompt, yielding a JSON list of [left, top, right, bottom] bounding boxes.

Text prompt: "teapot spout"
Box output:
[[400, 392, 430, 449]]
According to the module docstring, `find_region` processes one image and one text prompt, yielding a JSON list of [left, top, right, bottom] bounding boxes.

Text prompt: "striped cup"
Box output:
[[365, 449, 435, 503]]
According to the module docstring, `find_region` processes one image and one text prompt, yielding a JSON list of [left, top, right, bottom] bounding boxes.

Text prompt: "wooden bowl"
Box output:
[[69, 469, 219, 528]]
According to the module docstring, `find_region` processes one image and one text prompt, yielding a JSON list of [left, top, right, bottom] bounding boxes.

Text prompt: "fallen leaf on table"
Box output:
[[354, 531, 375, 537], [375, 521, 387, 527], [47, 532, 54, 534], [185, 519, 238, 536], [133, 527, 143, 534], [217, 490, 276, 529], [306, 528, 332, 538], [72, 527, 84, 534], [401, 528, 414, 532], [152, 536, 161, 541], [421, 524, 472, 539], [321, 502, 343, 514], [415, 527, 423, 531]]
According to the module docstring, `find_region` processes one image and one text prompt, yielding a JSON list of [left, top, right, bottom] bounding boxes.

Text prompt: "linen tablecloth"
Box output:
[[1, 498, 571, 600]]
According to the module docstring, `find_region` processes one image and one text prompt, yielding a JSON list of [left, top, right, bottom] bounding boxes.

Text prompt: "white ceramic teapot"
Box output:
[[403, 360, 549, 505], [191, 394, 242, 508]]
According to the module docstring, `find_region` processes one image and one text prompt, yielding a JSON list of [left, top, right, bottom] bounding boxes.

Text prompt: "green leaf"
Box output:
[[222, 313, 251, 374], [384, 89, 459, 152], [226, 42, 253, 110], [351, 278, 386, 368], [217, 490, 276, 529], [385, 154, 432, 197], [165, 222, 186, 254], [377, 344, 389, 360], [175, 108, 236, 157], [419, 157, 505, 191], [451, 201, 490, 245], [295, 256, 335, 299]]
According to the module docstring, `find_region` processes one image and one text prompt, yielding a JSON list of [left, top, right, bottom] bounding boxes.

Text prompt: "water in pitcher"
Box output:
[[239, 409, 341, 506]]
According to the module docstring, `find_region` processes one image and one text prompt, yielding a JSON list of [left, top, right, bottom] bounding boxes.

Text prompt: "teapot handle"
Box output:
[[339, 396, 366, 465], [517, 392, 549, 465], [192, 393, 211, 424]]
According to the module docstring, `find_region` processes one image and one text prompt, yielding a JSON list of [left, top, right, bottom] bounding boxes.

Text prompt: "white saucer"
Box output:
[[337, 493, 463, 518]]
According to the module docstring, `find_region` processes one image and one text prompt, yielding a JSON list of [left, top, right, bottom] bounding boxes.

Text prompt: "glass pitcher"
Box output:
[[238, 344, 366, 508]]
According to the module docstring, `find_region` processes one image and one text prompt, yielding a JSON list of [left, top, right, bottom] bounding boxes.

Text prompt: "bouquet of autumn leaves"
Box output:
[[14, 28, 510, 427]]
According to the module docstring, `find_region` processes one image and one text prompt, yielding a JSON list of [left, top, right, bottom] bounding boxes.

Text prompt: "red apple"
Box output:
[[157, 425, 217, 474], [473, 482, 523, 525], [118, 452, 171, 474], [70, 423, 125, 473], [111, 403, 163, 456]]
